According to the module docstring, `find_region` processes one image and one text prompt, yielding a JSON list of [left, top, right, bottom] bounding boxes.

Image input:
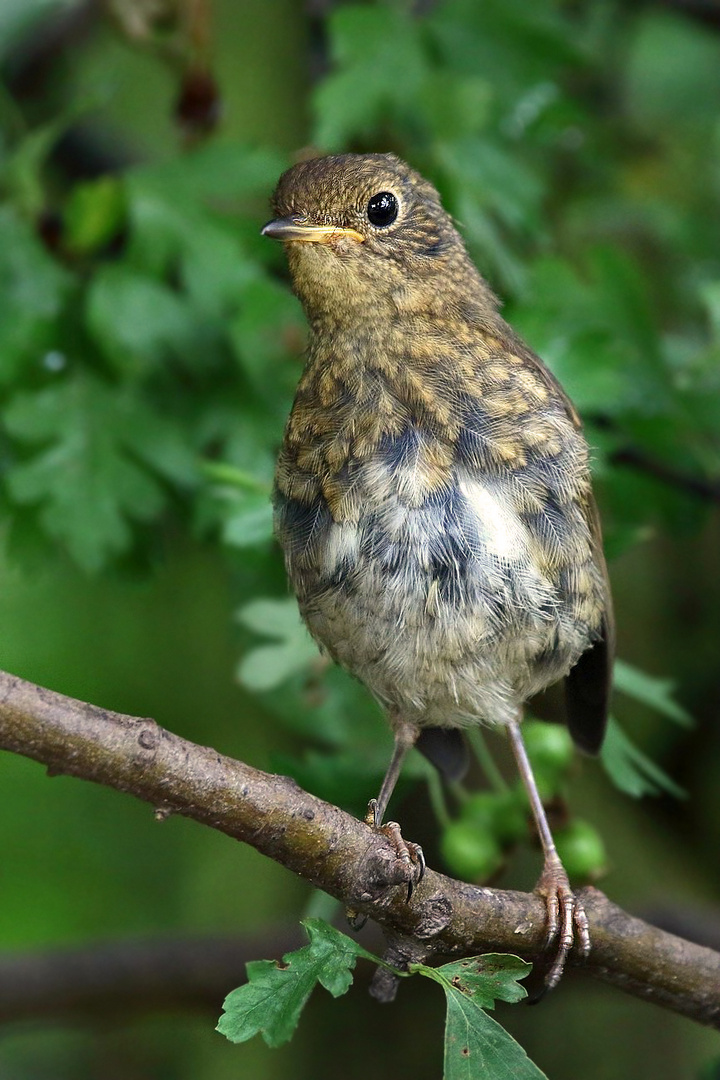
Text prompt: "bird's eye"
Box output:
[[366, 191, 398, 228]]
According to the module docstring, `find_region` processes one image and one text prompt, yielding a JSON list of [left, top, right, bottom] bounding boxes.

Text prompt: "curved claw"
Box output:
[[364, 801, 425, 902], [536, 854, 590, 991], [380, 820, 425, 900], [366, 798, 380, 829], [415, 842, 427, 883], [405, 840, 425, 901]]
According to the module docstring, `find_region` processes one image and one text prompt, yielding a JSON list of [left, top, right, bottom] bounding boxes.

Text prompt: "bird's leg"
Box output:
[[369, 721, 415, 827], [507, 715, 590, 990], [366, 719, 425, 898]]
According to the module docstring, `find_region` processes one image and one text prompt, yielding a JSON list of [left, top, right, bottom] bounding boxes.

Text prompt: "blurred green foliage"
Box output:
[[1, 0, 720, 1077]]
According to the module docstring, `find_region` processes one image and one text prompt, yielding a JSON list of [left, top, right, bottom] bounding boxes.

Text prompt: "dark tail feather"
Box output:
[[416, 726, 469, 781], [565, 634, 612, 756]]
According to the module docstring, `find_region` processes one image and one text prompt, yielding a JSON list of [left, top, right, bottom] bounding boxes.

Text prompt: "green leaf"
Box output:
[[440, 821, 504, 882], [228, 276, 305, 402], [255, 663, 385, 747], [313, 5, 427, 149], [0, 0, 73, 62], [701, 281, 720, 345], [202, 461, 270, 493], [420, 72, 493, 141], [125, 173, 260, 320], [221, 491, 274, 549], [553, 819, 607, 881], [129, 142, 287, 205], [4, 374, 196, 571], [415, 956, 546, 1080], [271, 747, 398, 816], [510, 249, 667, 416], [0, 114, 73, 216], [217, 918, 375, 1048], [237, 640, 320, 693], [85, 265, 203, 375], [217, 925, 542, 1076], [600, 717, 686, 799], [236, 597, 320, 690], [63, 176, 126, 255], [427, 0, 586, 95], [416, 954, 531, 1010], [625, 12, 720, 135], [203, 461, 276, 549], [441, 985, 547, 1080], [237, 596, 306, 639], [613, 659, 693, 728], [0, 206, 72, 385], [437, 137, 540, 293]]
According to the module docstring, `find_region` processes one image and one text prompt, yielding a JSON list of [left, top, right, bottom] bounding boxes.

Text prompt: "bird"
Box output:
[[262, 152, 614, 989]]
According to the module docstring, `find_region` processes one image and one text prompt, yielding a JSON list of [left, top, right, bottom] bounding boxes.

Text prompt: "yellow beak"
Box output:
[[262, 217, 364, 244]]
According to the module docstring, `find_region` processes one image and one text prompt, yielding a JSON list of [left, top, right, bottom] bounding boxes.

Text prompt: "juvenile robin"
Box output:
[[262, 153, 613, 988]]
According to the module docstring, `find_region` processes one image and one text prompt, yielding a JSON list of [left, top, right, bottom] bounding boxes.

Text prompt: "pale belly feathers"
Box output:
[[274, 446, 603, 730]]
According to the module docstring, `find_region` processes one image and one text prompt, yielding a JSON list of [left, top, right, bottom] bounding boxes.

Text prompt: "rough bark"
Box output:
[[1, 669, 718, 1028]]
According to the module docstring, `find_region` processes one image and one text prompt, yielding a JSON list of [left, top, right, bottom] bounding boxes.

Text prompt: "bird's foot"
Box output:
[[366, 799, 425, 901], [534, 852, 590, 992]]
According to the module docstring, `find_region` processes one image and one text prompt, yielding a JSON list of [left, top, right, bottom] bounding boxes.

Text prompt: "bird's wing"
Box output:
[[505, 330, 615, 754], [564, 493, 615, 755]]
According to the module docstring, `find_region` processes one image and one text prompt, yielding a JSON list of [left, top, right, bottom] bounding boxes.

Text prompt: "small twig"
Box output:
[[609, 446, 720, 504], [0, 669, 719, 1028], [466, 726, 509, 792], [0, 931, 301, 1023]]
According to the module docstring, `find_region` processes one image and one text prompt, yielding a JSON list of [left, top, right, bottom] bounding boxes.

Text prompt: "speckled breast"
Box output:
[[274, 347, 605, 728]]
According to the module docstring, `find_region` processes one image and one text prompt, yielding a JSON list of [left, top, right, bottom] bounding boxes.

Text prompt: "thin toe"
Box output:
[[377, 820, 425, 901], [535, 854, 590, 990]]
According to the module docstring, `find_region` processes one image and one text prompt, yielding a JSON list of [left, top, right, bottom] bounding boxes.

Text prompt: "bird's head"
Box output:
[[262, 153, 487, 325]]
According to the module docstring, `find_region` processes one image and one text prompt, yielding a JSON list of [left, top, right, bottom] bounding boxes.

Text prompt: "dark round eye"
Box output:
[[366, 191, 398, 227]]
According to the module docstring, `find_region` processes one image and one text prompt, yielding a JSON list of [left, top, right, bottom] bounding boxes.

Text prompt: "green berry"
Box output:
[[460, 792, 499, 828], [440, 820, 503, 882], [522, 721, 575, 776], [554, 819, 607, 881], [461, 790, 527, 846], [491, 790, 528, 844]]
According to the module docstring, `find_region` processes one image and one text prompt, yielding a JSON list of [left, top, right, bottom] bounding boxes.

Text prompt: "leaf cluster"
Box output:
[[218, 918, 546, 1079], [0, 127, 302, 570]]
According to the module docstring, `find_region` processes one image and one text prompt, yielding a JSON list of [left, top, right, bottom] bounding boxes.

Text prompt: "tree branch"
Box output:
[[610, 445, 720, 504], [1, 669, 718, 1028], [0, 932, 302, 1023]]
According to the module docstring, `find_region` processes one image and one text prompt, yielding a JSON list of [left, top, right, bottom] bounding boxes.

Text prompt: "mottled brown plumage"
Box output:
[[263, 152, 613, 988]]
